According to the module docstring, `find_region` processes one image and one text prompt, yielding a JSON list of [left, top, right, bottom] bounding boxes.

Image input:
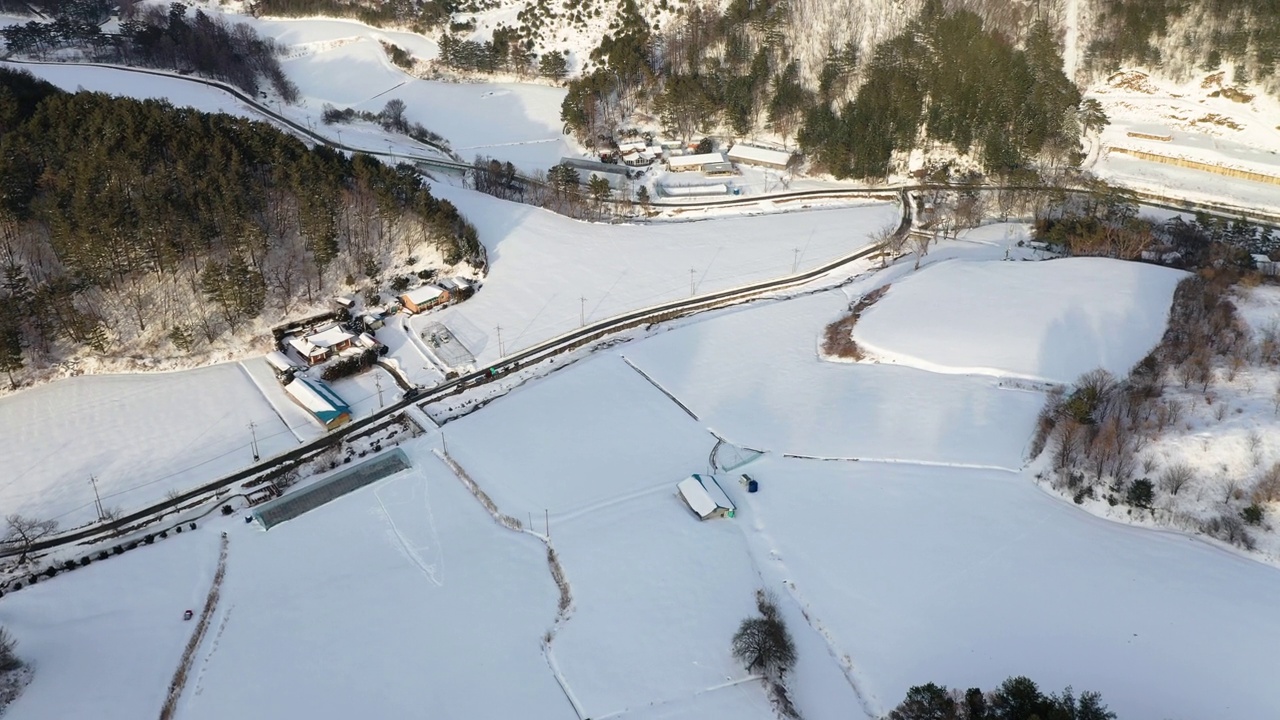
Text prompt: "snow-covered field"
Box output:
[[626, 291, 1043, 467], [4, 244, 1280, 720], [416, 185, 899, 364], [853, 258, 1186, 383], [274, 35, 573, 172], [0, 364, 310, 528]]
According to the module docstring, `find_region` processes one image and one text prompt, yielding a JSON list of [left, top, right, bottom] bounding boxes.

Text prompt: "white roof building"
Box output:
[[677, 474, 736, 520], [287, 336, 327, 362], [265, 351, 298, 373], [727, 144, 794, 169], [283, 376, 352, 429], [667, 152, 726, 171], [307, 325, 355, 349], [402, 285, 445, 306]]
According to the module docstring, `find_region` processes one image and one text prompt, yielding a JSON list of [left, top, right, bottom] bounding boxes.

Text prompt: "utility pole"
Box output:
[[248, 421, 260, 461], [793, 247, 800, 273], [580, 296, 587, 327], [545, 508, 550, 538], [89, 475, 105, 523], [689, 268, 696, 297], [496, 325, 505, 356], [375, 374, 384, 408]]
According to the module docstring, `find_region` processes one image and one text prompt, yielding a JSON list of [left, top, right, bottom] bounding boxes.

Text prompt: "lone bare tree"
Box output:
[[3, 515, 58, 564], [732, 590, 796, 679], [1160, 463, 1194, 496]]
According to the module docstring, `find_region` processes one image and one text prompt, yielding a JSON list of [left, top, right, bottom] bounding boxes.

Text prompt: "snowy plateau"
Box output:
[[0, 5, 1278, 720]]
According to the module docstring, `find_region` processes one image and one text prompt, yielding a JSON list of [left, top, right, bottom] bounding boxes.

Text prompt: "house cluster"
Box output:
[[282, 321, 385, 367], [617, 139, 666, 167], [264, 349, 353, 431], [399, 277, 474, 315]]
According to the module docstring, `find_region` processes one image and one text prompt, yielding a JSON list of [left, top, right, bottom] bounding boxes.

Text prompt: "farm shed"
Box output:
[[265, 351, 299, 375], [401, 285, 449, 314], [438, 277, 476, 300], [667, 152, 726, 173], [677, 474, 735, 520], [284, 376, 352, 430], [361, 312, 386, 330], [727, 144, 794, 170]]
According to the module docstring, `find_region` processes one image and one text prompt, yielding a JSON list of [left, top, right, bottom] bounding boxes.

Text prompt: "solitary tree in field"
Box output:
[[3, 514, 58, 564], [731, 591, 796, 678]]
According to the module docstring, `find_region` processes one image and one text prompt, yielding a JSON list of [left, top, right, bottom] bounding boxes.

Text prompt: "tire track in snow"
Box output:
[[373, 476, 444, 587]]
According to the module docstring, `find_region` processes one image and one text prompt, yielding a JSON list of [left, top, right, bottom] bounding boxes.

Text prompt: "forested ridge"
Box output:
[[1088, 0, 1280, 91], [0, 69, 479, 386], [552, 0, 1088, 180], [1, 1, 298, 101]]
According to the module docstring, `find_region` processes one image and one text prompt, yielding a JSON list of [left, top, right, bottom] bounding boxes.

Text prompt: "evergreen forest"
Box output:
[[0, 69, 479, 385]]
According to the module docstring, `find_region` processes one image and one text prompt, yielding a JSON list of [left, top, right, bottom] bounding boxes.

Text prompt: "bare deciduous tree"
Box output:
[[0, 627, 20, 673], [3, 514, 58, 564], [732, 591, 796, 679], [1160, 463, 1194, 496]]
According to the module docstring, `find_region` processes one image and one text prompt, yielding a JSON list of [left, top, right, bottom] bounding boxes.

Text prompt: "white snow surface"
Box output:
[[4, 249, 1280, 719], [0, 364, 310, 527], [418, 185, 900, 364], [625, 292, 1043, 468], [1, 61, 262, 119], [853, 258, 1186, 384]]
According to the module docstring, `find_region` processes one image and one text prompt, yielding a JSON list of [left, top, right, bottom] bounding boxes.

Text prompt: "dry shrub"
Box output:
[[1254, 462, 1280, 504], [820, 285, 891, 360], [821, 314, 864, 360]]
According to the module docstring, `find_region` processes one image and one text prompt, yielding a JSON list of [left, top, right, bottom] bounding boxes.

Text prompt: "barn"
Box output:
[[400, 284, 449, 314], [667, 152, 727, 173], [677, 474, 736, 520], [726, 144, 794, 171], [283, 376, 352, 430], [265, 350, 299, 376]]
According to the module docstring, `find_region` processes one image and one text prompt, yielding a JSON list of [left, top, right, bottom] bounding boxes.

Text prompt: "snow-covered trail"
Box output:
[[1063, 0, 1081, 81]]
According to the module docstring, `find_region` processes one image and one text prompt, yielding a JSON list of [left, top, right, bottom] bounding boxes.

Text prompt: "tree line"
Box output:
[[244, 0, 454, 35], [0, 69, 479, 386], [551, 0, 1089, 183], [798, 5, 1087, 179], [1033, 267, 1276, 551], [1, 2, 298, 101], [886, 675, 1115, 720]]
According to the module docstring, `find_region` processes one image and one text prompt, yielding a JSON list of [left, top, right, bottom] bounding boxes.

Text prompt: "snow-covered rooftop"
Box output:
[[402, 285, 445, 305], [677, 474, 733, 519], [667, 152, 725, 170], [307, 325, 355, 348], [284, 376, 351, 423], [287, 336, 326, 358], [727, 144, 793, 167], [265, 351, 297, 372]]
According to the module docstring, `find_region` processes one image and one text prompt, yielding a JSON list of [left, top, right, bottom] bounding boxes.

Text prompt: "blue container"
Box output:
[[747, 479, 759, 493]]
